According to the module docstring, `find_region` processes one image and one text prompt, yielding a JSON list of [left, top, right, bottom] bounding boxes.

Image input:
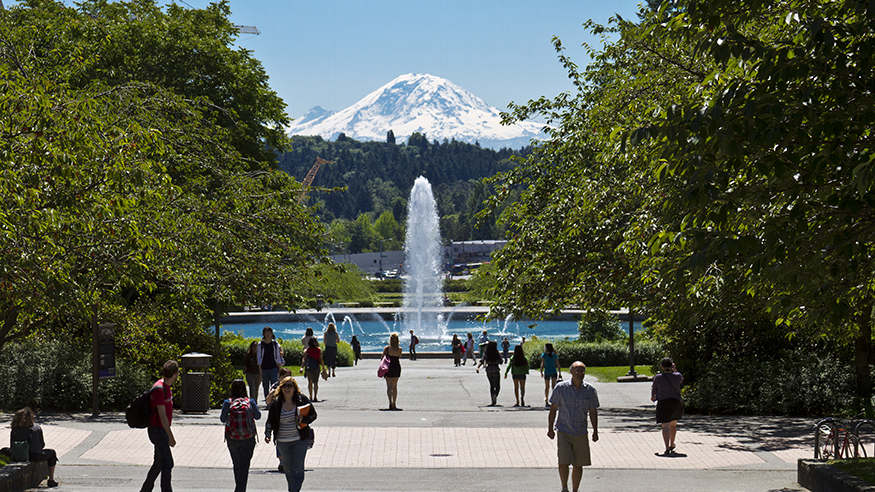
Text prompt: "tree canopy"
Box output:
[[488, 0, 875, 401], [0, 0, 327, 349]]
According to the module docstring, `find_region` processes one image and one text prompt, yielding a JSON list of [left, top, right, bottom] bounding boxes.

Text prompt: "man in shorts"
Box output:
[[547, 361, 599, 492]]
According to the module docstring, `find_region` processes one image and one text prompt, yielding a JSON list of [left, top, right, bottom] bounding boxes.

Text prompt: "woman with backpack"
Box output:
[[300, 337, 325, 402], [265, 377, 317, 492], [220, 380, 261, 492], [10, 407, 58, 487]]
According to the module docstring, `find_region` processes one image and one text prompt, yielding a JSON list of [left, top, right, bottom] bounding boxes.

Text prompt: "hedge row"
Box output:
[[521, 337, 665, 370], [222, 335, 355, 368]]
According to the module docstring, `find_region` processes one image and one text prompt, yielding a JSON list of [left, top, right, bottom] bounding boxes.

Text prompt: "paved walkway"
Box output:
[[8, 359, 814, 491]]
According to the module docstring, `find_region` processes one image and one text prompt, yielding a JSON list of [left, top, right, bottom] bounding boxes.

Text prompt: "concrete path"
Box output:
[[8, 359, 814, 491]]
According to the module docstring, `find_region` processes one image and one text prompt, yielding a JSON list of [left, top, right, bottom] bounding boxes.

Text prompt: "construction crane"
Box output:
[[298, 157, 331, 204]]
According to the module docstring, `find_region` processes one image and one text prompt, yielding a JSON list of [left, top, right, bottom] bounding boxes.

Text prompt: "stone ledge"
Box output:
[[0, 461, 48, 492], [799, 459, 875, 492]]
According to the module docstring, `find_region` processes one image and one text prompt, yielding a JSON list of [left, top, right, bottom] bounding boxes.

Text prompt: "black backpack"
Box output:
[[126, 387, 155, 428]]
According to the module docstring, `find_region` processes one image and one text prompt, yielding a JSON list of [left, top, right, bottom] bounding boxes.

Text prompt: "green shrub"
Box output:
[[684, 348, 855, 415], [521, 336, 663, 370], [0, 339, 151, 412], [443, 278, 469, 293], [372, 279, 402, 293], [221, 336, 353, 369], [577, 310, 626, 342]]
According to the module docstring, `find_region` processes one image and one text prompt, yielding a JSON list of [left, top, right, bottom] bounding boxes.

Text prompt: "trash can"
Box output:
[[180, 352, 212, 414]]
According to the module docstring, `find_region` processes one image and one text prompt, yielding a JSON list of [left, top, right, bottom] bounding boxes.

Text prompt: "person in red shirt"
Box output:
[[141, 360, 179, 492]]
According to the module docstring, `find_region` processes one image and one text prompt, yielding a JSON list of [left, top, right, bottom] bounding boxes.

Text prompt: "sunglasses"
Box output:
[[282, 385, 295, 389]]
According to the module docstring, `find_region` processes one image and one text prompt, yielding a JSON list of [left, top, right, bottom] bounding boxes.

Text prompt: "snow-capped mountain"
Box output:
[[286, 73, 546, 150]]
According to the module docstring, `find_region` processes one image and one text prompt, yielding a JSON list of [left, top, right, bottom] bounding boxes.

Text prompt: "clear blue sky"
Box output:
[[12, 0, 645, 119], [232, 0, 645, 118]]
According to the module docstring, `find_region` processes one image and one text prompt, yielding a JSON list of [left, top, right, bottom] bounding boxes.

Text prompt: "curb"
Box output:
[[799, 459, 875, 492], [0, 461, 47, 492]]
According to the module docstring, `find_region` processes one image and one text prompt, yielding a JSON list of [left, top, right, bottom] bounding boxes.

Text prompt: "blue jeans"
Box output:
[[142, 426, 173, 492], [261, 367, 279, 399], [227, 437, 256, 492], [276, 439, 308, 492]]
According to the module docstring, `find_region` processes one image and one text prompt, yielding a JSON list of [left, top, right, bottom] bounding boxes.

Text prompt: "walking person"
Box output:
[[501, 336, 511, 363], [540, 343, 561, 406], [547, 361, 599, 492], [141, 360, 179, 492], [242, 342, 261, 405], [383, 333, 403, 410], [451, 333, 462, 366], [651, 357, 684, 456], [462, 332, 476, 365], [265, 377, 317, 492], [323, 323, 340, 377], [301, 338, 325, 402], [10, 407, 59, 487], [264, 368, 292, 471], [476, 340, 503, 406], [220, 380, 261, 492], [477, 330, 489, 361], [351, 335, 362, 365], [301, 327, 314, 351], [408, 329, 418, 360], [258, 326, 283, 401], [504, 345, 530, 407]]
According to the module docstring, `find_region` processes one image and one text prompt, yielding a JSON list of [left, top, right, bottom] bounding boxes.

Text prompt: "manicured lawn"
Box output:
[[586, 365, 654, 382]]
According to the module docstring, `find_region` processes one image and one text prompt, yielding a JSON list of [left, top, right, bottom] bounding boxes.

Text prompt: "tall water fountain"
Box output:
[[402, 176, 443, 340]]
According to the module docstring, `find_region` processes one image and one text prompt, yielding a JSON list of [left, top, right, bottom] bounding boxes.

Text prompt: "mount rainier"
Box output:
[[286, 73, 546, 150]]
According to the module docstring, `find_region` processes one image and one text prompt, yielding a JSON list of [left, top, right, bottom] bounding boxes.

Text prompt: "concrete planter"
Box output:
[[799, 459, 875, 492], [0, 461, 48, 492]]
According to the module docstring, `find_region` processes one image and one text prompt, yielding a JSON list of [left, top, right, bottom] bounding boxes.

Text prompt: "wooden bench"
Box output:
[[374, 302, 395, 308], [338, 302, 361, 308]]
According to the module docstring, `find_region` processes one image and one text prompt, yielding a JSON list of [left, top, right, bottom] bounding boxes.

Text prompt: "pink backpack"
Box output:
[[226, 398, 256, 440]]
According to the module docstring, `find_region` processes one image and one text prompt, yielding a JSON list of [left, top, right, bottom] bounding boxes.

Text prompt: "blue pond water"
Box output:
[[222, 313, 642, 353]]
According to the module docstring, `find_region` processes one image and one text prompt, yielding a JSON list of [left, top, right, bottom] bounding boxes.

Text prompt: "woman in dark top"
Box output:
[[476, 340, 503, 406], [350, 335, 362, 365], [10, 407, 58, 487], [451, 334, 462, 366], [242, 341, 261, 405], [651, 357, 684, 456], [383, 333, 403, 410], [265, 377, 317, 492]]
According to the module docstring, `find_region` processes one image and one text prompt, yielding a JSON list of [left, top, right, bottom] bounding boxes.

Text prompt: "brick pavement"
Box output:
[[46, 422, 810, 470]]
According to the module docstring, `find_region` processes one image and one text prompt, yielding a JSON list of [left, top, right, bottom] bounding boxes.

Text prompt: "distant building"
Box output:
[[445, 240, 507, 264], [330, 251, 405, 277], [330, 240, 507, 277]]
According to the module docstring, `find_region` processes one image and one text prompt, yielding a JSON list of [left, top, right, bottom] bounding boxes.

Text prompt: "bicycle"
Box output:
[[814, 413, 875, 459]]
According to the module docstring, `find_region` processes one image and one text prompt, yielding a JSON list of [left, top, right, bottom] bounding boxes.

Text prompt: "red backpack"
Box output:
[[226, 398, 257, 440]]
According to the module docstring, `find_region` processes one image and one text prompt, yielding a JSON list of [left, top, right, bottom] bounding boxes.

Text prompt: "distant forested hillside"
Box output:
[[277, 133, 527, 252]]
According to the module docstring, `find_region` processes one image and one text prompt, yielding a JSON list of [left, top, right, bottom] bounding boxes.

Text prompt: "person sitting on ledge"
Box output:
[[10, 406, 59, 488]]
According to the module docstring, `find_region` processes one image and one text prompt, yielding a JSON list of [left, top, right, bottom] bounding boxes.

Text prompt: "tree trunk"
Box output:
[[855, 298, 874, 401]]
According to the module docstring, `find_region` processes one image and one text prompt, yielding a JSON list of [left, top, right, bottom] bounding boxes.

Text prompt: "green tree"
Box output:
[[374, 210, 402, 250], [0, 0, 328, 350], [347, 213, 377, 254], [629, 0, 875, 399]]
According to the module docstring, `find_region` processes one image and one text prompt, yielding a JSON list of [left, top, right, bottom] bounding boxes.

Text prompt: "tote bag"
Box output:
[[377, 355, 390, 378]]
